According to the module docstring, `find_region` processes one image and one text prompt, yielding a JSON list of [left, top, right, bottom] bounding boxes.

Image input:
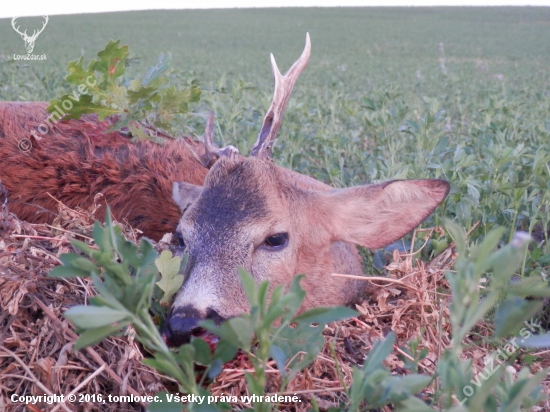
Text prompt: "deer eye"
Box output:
[[262, 233, 289, 250]]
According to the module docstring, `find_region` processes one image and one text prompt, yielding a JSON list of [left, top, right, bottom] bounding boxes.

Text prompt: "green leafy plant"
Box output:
[[346, 332, 432, 410], [47, 40, 201, 141], [433, 221, 548, 411], [50, 208, 550, 411], [49, 209, 357, 411]]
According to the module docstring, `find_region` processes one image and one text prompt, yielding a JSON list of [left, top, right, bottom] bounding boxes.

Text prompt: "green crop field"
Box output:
[[2, 7, 548, 264], [2, 8, 550, 410]]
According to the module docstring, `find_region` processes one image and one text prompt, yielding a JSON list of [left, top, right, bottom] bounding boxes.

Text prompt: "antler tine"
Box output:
[[250, 33, 311, 159], [200, 111, 217, 167], [199, 112, 239, 168]]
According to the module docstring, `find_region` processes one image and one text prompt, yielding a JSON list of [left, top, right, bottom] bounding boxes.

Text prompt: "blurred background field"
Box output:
[[1, 6, 549, 270]]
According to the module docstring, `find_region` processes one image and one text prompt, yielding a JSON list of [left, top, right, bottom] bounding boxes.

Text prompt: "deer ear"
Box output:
[[324, 179, 450, 249], [172, 182, 202, 212]]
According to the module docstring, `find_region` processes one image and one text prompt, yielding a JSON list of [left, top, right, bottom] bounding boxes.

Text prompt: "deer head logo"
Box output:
[[11, 16, 49, 54]]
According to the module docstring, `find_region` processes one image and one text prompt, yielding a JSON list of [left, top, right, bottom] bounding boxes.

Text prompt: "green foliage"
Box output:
[[46, 40, 201, 141], [50, 210, 161, 351], [155, 250, 184, 305], [49, 210, 356, 411], [347, 333, 432, 410], [49, 208, 549, 411], [198, 270, 356, 412], [434, 222, 548, 411]]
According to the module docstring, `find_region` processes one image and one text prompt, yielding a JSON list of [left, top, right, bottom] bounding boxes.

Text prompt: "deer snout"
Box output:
[[162, 305, 225, 347]]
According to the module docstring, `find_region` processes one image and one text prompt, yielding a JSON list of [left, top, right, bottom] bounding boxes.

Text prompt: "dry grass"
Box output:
[[1, 184, 548, 411], [0, 187, 167, 412]]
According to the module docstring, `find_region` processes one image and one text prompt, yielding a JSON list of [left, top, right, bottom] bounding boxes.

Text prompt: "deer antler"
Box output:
[[199, 112, 239, 167], [250, 33, 311, 159]]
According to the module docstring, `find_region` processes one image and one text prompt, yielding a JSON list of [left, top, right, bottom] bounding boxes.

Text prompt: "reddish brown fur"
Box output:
[[0, 101, 208, 240]]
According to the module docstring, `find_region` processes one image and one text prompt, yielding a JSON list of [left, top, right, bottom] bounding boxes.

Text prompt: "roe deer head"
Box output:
[[164, 34, 450, 346]]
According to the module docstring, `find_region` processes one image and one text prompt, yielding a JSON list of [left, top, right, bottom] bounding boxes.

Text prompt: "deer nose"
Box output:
[[162, 306, 224, 347]]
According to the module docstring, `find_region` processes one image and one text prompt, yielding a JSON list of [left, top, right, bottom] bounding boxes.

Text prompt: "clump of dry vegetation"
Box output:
[[0, 186, 167, 411], [2, 182, 548, 411]]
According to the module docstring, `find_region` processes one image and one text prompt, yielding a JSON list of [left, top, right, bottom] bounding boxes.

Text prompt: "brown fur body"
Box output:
[[0, 101, 208, 240]]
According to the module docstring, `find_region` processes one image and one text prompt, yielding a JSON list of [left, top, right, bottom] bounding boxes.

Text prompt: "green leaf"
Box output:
[[519, 333, 550, 348], [269, 345, 287, 377], [473, 226, 506, 275], [142, 357, 182, 379], [191, 337, 212, 366], [139, 238, 158, 267], [128, 122, 153, 141], [70, 239, 96, 256], [274, 323, 324, 364], [238, 268, 258, 307], [468, 367, 506, 411], [59, 94, 121, 121], [218, 317, 253, 350], [501, 370, 546, 412], [155, 250, 183, 305], [58, 253, 85, 266], [73, 322, 129, 350], [292, 306, 356, 325], [506, 277, 550, 297], [363, 333, 396, 375], [284, 275, 306, 318], [117, 238, 140, 268], [64, 305, 129, 329], [456, 293, 500, 338], [89, 272, 124, 308], [444, 219, 467, 256], [488, 235, 533, 289], [186, 82, 201, 103], [64, 56, 97, 86], [384, 374, 432, 401], [208, 358, 223, 380], [176, 344, 195, 366], [395, 396, 434, 411], [159, 85, 192, 114], [155, 250, 181, 277], [49, 265, 90, 278], [142, 52, 172, 86], [212, 339, 238, 364], [49, 40, 202, 144], [127, 86, 159, 105], [92, 221, 106, 250], [67, 257, 100, 273], [89, 39, 128, 81], [495, 297, 544, 337]]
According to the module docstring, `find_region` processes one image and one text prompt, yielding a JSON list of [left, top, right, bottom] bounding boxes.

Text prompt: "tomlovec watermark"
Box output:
[[29, 77, 98, 142], [16, 77, 98, 152], [11, 16, 48, 61], [452, 318, 544, 406]]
